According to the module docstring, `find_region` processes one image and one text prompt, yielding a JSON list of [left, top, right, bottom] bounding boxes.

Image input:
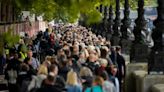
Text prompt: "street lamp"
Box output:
[[101, 6, 108, 38], [99, 4, 103, 13], [120, 0, 132, 54], [111, 0, 121, 46], [121, 0, 131, 39], [96, 4, 103, 36], [106, 5, 114, 41], [130, 0, 149, 62], [148, 0, 164, 74]]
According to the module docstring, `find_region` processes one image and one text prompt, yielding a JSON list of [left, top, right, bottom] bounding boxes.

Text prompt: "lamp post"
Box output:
[[97, 4, 103, 36], [148, 0, 164, 74], [101, 6, 108, 38], [111, 0, 121, 46], [99, 4, 103, 13], [120, 0, 132, 54], [106, 5, 114, 41], [130, 0, 149, 62]]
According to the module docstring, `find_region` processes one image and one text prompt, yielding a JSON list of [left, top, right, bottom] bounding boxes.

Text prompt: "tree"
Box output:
[[0, 29, 20, 55], [6, 0, 158, 23]]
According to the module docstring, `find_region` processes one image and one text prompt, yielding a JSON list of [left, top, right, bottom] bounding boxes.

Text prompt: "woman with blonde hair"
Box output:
[[28, 65, 48, 91], [66, 70, 82, 92]]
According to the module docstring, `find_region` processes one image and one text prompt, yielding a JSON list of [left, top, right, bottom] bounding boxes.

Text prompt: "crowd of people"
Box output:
[[0, 24, 126, 92]]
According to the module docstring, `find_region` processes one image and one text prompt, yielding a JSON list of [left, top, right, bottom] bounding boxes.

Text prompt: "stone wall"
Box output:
[[151, 84, 164, 92], [143, 75, 164, 92], [125, 62, 164, 92], [125, 63, 148, 92]]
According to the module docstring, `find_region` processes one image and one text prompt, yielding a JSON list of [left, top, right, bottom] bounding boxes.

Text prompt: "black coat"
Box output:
[[116, 53, 126, 81], [81, 76, 93, 91], [0, 56, 6, 74], [59, 66, 70, 81], [5, 58, 21, 80], [37, 84, 61, 92], [41, 76, 66, 92], [85, 61, 99, 74]]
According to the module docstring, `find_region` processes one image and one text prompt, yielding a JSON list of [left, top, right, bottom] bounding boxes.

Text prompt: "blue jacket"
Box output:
[[66, 85, 82, 92]]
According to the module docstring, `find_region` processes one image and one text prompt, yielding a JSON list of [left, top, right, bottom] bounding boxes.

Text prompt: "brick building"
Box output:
[[0, 0, 16, 24]]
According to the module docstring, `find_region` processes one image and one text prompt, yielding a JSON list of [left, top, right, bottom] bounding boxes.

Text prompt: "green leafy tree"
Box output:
[[0, 29, 20, 55], [12, 0, 157, 23]]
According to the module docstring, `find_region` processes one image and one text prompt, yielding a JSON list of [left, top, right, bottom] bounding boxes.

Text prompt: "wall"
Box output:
[[0, 21, 47, 37]]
